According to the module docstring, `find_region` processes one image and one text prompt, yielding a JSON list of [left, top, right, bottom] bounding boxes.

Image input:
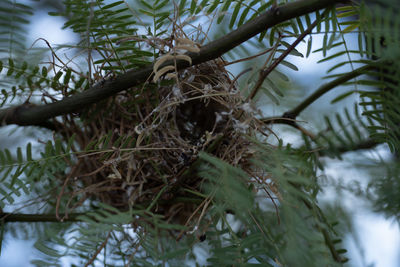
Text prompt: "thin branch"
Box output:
[[246, 8, 326, 101], [84, 231, 111, 267], [318, 138, 381, 156], [0, 196, 203, 223], [298, 190, 348, 263], [0, 0, 349, 128], [260, 63, 377, 135], [261, 116, 317, 139], [224, 47, 273, 66], [282, 64, 375, 120], [0, 212, 85, 223], [262, 116, 381, 155], [259, 65, 382, 155]]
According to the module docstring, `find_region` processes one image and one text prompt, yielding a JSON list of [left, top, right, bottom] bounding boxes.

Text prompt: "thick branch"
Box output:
[[0, 0, 348, 127]]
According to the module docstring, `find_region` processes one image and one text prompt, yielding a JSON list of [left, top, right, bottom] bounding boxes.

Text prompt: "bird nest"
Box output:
[[56, 57, 268, 229]]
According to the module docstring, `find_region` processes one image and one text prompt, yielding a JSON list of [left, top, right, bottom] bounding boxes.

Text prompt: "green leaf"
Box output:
[[306, 36, 312, 58], [0, 187, 13, 203], [160, 248, 189, 260], [269, 27, 276, 47], [53, 70, 63, 81], [207, 0, 220, 14], [260, 86, 279, 104], [229, 2, 241, 29], [63, 68, 72, 85], [296, 16, 304, 33], [337, 10, 358, 18], [101, 1, 124, 10], [238, 1, 253, 26], [74, 77, 86, 90], [7, 58, 14, 76], [156, 0, 169, 11], [140, 0, 153, 10], [322, 33, 328, 57], [274, 69, 289, 82], [290, 19, 299, 35], [16, 147, 23, 163], [195, 0, 208, 14], [179, 0, 187, 13], [280, 60, 299, 71], [342, 22, 359, 34], [26, 143, 32, 161], [189, 0, 197, 14], [317, 50, 346, 63], [217, 0, 232, 24], [331, 91, 355, 104], [34, 241, 63, 258], [265, 77, 283, 97]]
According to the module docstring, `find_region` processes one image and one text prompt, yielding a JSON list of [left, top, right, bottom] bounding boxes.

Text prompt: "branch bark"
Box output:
[[261, 63, 377, 125], [318, 138, 381, 156], [0, 0, 348, 128], [0, 212, 84, 222], [282, 64, 375, 119]]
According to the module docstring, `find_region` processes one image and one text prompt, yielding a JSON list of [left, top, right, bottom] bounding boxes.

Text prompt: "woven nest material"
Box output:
[[58, 58, 266, 227]]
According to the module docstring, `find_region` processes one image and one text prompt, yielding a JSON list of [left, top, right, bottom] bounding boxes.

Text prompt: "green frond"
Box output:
[[51, 0, 156, 75], [0, 56, 91, 106], [304, 103, 372, 159], [194, 146, 345, 266], [0, 0, 33, 57], [371, 163, 400, 221], [0, 134, 77, 213]]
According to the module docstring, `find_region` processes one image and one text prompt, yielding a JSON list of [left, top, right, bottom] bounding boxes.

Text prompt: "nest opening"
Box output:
[[175, 97, 225, 142]]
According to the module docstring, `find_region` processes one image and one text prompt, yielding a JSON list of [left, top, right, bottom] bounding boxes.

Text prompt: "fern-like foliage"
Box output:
[[0, 0, 33, 57], [0, 135, 75, 210], [50, 0, 148, 76], [198, 145, 346, 266], [0, 58, 88, 107], [312, 1, 400, 152], [301, 103, 375, 162], [2, 0, 400, 266]]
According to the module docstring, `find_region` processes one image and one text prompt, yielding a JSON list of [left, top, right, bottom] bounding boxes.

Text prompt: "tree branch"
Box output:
[[318, 138, 381, 156], [246, 8, 326, 101], [0, 212, 85, 223], [0, 0, 348, 128], [259, 64, 382, 154], [282, 64, 375, 119], [261, 63, 376, 127]]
